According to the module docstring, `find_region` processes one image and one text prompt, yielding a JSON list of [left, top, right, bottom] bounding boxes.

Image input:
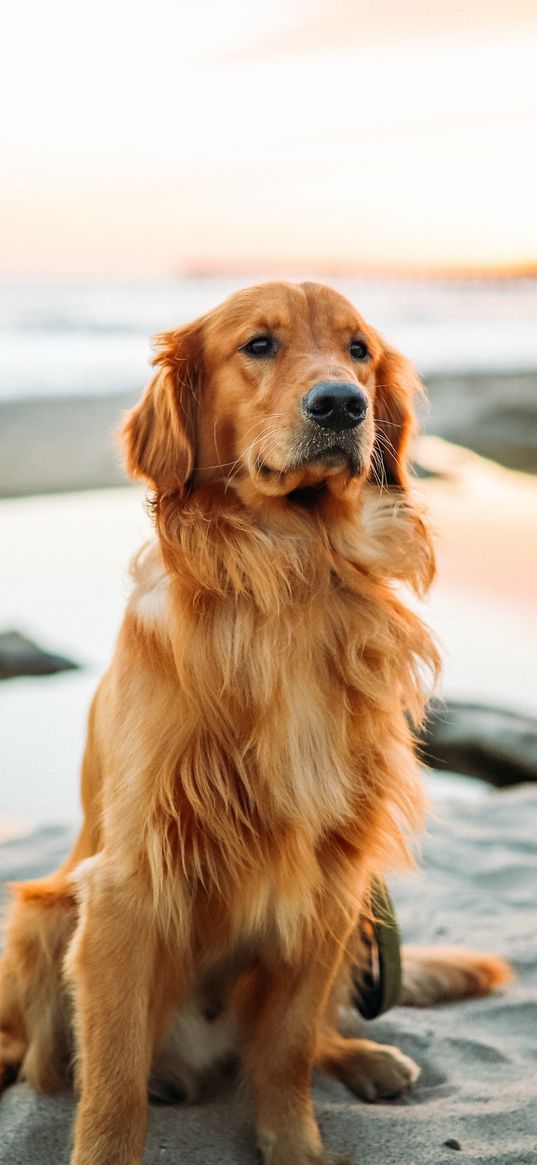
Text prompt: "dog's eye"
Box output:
[[241, 335, 277, 357], [350, 339, 370, 361]]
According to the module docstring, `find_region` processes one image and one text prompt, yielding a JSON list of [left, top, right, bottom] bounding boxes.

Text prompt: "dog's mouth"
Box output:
[[261, 444, 363, 492], [261, 443, 361, 480], [296, 444, 362, 476], [255, 449, 364, 509], [285, 480, 329, 508], [243, 428, 372, 509]]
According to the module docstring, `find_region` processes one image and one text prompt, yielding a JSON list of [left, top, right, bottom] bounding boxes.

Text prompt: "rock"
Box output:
[[0, 631, 79, 680], [418, 700, 537, 787], [421, 371, 537, 475]]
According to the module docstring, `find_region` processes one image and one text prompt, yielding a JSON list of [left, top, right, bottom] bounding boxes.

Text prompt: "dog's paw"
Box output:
[[334, 1039, 420, 1102], [257, 1128, 351, 1165], [259, 1152, 350, 1165]]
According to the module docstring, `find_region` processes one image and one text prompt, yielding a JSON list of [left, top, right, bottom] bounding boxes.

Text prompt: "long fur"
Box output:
[[0, 282, 510, 1165], [400, 946, 513, 1007]]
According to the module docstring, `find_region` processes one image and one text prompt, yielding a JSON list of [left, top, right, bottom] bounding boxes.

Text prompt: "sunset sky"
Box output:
[[2, 0, 537, 276]]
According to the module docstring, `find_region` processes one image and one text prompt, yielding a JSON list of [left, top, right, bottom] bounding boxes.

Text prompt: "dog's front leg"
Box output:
[[66, 858, 170, 1165], [244, 908, 354, 1165]]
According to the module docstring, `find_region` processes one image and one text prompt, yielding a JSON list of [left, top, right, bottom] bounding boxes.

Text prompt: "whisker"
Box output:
[[369, 445, 388, 493], [375, 430, 402, 465], [198, 415, 288, 478], [197, 459, 237, 471]]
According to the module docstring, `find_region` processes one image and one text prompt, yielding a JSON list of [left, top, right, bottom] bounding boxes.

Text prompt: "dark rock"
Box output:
[[418, 699, 537, 787], [443, 1139, 462, 1151], [412, 461, 446, 479], [0, 630, 79, 680], [0, 392, 134, 498], [421, 371, 537, 474]]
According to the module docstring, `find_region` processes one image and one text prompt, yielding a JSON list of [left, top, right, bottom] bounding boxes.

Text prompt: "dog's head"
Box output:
[[123, 281, 422, 509]]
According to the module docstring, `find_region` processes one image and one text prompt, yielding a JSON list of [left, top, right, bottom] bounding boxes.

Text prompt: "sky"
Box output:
[[1, 0, 537, 276]]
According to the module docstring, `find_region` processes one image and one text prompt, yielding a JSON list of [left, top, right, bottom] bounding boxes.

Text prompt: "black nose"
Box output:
[[302, 382, 368, 430]]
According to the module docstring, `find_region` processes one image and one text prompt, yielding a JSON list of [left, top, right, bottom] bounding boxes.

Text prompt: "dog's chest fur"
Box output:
[[125, 501, 430, 960]]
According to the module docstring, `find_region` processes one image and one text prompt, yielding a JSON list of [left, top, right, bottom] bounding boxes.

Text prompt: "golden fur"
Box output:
[[0, 282, 511, 1165]]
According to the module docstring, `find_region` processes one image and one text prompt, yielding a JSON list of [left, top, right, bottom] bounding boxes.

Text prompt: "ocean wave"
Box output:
[[1, 277, 536, 401]]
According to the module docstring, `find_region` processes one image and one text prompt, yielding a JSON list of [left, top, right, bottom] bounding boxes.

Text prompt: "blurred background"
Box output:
[[1, 0, 536, 833]]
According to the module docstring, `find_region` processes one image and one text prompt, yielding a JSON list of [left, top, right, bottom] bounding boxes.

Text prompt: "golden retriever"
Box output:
[[0, 282, 511, 1165]]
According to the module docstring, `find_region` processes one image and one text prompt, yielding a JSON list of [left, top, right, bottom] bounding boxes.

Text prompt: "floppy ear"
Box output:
[[371, 343, 423, 490], [122, 325, 200, 493]]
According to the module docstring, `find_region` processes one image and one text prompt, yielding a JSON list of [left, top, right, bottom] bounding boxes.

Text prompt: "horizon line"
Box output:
[[2, 260, 536, 284], [180, 259, 537, 282]]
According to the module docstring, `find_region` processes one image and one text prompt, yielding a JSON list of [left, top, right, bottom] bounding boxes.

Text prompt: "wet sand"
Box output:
[[1, 369, 536, 500]]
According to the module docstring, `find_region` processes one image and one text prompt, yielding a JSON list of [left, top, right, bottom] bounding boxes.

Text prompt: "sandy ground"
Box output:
[[0, 780, 535, 1165]]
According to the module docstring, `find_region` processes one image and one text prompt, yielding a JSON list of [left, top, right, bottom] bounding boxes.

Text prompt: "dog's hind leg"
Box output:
[[0, 875, 77, 1093]]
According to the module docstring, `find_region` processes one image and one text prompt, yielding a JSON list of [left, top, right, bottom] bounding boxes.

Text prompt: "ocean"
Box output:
[[1, 275, 537, 402]]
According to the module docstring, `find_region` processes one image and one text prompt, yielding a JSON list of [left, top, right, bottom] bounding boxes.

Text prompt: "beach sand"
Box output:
[[1, 780, 535, 1165]]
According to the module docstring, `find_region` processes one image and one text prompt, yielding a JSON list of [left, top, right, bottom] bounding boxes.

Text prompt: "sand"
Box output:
[[0, 778, 536, 1164]]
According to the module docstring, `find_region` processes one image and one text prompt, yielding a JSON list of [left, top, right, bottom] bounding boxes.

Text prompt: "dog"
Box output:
[[0, 282, 511, 1165]]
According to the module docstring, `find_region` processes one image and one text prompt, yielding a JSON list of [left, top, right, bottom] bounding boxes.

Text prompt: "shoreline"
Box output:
[[1, 369, 536, 498]]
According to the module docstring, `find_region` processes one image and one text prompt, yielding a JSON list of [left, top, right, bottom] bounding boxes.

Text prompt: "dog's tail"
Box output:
[[400, 946, 513, 1007]]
